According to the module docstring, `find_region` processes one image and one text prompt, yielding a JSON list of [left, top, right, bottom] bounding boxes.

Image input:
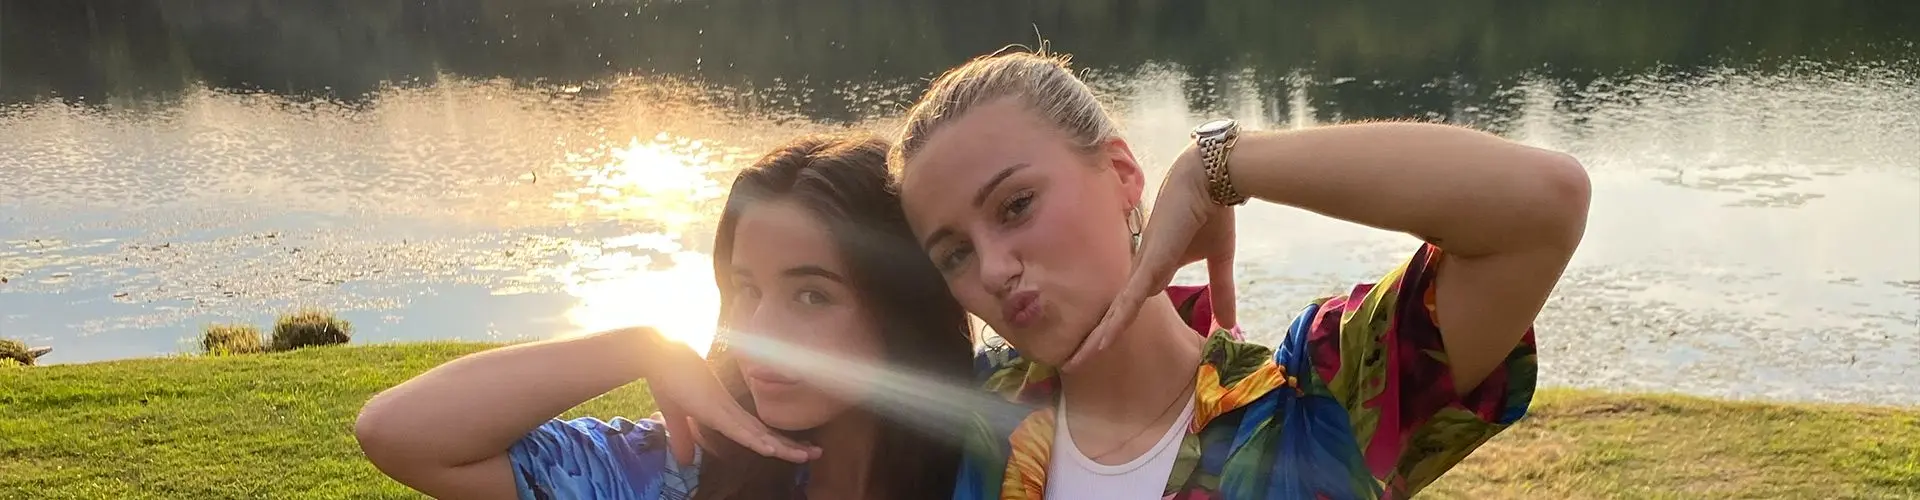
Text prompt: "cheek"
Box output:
[[806, 308, 888, 382], [819, 314, 885, 364], [1029, 192, 1126, 265], [1022, 193, 1135, 306]]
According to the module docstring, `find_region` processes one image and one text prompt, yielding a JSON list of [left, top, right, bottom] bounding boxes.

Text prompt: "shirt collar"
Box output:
[[992, 332, 1300, 497]]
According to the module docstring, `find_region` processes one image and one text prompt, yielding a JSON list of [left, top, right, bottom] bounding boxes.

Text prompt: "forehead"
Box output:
[[899, 99, 1066, 233], [729, 200, 843, 273]]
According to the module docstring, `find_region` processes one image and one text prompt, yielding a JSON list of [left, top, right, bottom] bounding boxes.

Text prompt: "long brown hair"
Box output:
[[695, 135, 971, 499]]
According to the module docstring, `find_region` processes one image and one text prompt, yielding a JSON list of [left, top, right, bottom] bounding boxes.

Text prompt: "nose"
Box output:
[[975, 235, 1022, 296], [732, 298, 785, 343]]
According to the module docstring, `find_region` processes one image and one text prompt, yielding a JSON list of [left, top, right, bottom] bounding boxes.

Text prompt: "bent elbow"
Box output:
[[1534, 150, 1592, 250], [354, 395, 411, 474]]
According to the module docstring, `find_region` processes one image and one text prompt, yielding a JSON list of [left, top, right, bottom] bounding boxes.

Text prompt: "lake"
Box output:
[[2, 0, 1916, 404]]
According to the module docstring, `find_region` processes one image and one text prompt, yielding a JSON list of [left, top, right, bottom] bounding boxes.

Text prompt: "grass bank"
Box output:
[[1, 343, 1914, 499]]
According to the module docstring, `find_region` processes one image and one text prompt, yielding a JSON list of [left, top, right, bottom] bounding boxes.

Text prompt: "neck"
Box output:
[[1060, 292, 1205, 430], [803, 409, 880, 500]]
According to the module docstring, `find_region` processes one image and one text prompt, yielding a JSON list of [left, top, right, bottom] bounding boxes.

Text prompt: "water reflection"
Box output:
[[1, 0, 1916, 405], [557, 243, 719, 356], [545, 134, 730, 223], [544, 134, 730, 353]]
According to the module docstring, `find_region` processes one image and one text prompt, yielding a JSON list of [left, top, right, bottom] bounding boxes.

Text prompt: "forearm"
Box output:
[[1221, 122, 1590, 256], [1214, 122, 1588, 392], [355, 327, 663, 469]]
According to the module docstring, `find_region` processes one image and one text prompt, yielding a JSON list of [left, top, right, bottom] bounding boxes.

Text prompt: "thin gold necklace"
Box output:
[[1075, 362, 1201, 462]]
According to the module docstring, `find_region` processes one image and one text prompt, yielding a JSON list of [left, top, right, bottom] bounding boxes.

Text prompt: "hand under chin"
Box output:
[[752, 394, 847, 432], [1009, 328, 1094, 368]]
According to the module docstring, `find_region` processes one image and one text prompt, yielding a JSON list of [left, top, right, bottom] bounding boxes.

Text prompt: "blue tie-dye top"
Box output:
[[509, 416, 704, 500]]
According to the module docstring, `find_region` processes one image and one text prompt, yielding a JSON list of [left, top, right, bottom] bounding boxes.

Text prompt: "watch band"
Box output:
[[1195, 120, 1247, 206]]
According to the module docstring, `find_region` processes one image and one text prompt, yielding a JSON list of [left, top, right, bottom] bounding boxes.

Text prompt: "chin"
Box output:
[[751, 397, 837, 432], [1003, 327, 1089, 367], [759, 413, 823, 432]]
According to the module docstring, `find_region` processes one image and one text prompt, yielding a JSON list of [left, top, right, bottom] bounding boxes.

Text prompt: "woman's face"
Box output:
[[899, 98, 1144, 366], [725, 200, 886, 431]]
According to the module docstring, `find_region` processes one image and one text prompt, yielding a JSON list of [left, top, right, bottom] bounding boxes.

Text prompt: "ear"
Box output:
[[1097, 137, 1147, 210]]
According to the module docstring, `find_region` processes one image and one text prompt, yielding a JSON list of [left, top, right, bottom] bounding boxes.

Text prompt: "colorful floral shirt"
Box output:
[[509, 417, 703, 500], [955, 244, 1539, 500]]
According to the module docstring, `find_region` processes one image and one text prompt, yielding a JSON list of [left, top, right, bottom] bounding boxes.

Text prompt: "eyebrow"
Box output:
[[783, 265, 845, 282], [972, 163, 1029, 208], [732, 265, 847, 283], [922, 163, 1029, 250]]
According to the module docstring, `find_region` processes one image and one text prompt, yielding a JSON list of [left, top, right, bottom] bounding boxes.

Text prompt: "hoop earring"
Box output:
[[1127, 206, 1144, 252]]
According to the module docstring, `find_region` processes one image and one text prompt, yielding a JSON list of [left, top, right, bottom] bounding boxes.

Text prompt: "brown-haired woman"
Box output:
[[355, 135, 973, 499]]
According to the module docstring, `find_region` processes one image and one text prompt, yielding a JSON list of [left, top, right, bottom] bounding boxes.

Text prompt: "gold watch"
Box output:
[[1191, 119, 1246, 206]]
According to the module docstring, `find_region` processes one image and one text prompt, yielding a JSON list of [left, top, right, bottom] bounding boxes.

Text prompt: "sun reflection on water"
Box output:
[[548, 134, 734, 355], [559, 246, 720, 356]]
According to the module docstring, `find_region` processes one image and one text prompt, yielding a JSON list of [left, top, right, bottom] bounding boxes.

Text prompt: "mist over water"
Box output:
[[1, 0, 1916, 404]]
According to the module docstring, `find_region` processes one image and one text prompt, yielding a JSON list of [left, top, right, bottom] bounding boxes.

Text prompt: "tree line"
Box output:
[[2, 0, 1912, 118]]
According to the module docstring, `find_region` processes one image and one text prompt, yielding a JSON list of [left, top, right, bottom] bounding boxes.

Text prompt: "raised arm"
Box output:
[[354, 327, 817, 499], [1204, 122, 1590, 393]]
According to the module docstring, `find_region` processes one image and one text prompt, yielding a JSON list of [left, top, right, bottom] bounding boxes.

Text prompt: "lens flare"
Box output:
[[718, 326, 1046, 447]]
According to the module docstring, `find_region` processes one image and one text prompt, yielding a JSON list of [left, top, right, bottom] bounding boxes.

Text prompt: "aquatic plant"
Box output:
[[0, 339, 32, 367], [200, 324, 265, 355], [270, 309, 353, 351]]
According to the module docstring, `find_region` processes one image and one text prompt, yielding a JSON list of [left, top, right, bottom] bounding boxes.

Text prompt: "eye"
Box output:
[[936, 243, 974, 273], [736, 283, 763, 300], [794, 289, 832, 307], [999, 191, 1035, 222]]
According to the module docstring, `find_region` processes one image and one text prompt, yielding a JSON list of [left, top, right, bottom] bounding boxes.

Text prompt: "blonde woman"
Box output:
[[889, 49, 1589, 499]]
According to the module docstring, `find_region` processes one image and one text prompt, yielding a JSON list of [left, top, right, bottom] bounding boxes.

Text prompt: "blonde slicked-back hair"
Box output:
[[890, 46, 1122, 176]]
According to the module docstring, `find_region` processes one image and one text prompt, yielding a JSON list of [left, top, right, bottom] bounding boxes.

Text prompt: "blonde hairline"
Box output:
[[889, 47, 1122, 182]]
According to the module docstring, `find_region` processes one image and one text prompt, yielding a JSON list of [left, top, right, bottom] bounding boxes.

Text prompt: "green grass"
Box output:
[[1424, 391, 1920, 499], [0, 343, 653, 499], [1, 343, 1914, 499]]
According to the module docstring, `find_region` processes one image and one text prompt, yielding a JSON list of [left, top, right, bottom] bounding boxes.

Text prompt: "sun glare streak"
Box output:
[[719, 327, 1044, 447]]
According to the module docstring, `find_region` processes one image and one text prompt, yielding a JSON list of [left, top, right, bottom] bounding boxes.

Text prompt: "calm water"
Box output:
[[2, 1, 1916, 404]]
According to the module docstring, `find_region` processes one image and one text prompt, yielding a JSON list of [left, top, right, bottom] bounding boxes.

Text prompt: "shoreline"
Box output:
[[11, 334, 1920, 409]]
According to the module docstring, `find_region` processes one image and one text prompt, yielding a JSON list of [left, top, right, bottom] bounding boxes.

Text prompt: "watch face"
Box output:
[[1195, 119, 1236, 136]]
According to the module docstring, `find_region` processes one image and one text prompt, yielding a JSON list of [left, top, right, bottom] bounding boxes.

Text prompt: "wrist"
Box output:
[[1176, 145, 1211, 193], [1189, 119, 1248, 206]]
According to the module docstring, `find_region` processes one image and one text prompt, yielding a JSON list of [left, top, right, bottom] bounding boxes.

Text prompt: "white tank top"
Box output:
[[1043, 394, 1196, 500]]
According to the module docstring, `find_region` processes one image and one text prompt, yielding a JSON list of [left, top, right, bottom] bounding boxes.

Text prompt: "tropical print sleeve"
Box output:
[[1303, 243, 1538, 498], [508, 416, 700, 500]]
